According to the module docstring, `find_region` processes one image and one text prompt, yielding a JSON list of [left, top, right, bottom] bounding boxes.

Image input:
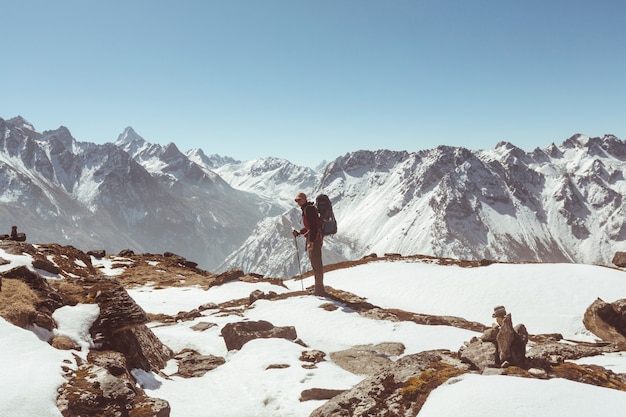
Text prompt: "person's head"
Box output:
[[294, 192, 307, 207]]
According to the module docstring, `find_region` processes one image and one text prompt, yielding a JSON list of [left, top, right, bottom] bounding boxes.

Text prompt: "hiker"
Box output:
[[292, 192, 325, 296]]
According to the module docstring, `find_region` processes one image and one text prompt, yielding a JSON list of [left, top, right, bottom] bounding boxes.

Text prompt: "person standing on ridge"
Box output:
[[292, 192, 325, 296]]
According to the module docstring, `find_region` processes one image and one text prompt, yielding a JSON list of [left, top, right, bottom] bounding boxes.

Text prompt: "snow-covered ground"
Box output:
[[2, 252, 626, 416]]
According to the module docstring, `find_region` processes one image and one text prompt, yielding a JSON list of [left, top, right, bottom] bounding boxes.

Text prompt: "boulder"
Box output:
[[612, 252, 626, 268], [32, 257, 61, 275], [300, 388, 346, 402], [118, 249, 135, 257], [57, 350, 170, 417], [496, 314, 528, 366], [221, 320, 298, 351], [583, 297, 626, 344], [9, 226, 26, 241], [459, 337, 498, 370], [330, 343, 405, 376], [51, 335, 80, 350], [300, 350, 327, 364], [85, 276, 173, 371], [87, 249, 106, 259], [173, 349, 225, 378], [190, 321, 217, 332], [310, 350, 468, 417]]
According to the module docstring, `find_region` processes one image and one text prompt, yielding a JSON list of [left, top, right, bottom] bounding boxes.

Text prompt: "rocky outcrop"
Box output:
[[310, 350, 468, 417], [459, 306, 528, 370], [583, 297, 626, 345], [84, 276, 173, 371], [57, 350, 170, 417], [221, 320, 298, 351], [612, 251, 626, 267], [0, 225, 27, 241], [330, 343, 405, 376], [173, 349, 226, 378]]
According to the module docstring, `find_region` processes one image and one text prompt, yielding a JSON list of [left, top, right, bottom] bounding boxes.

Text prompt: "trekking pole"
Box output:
[[294, 235, 304, 291]]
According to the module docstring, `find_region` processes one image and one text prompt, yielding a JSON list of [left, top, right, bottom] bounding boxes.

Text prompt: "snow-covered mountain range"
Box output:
[[2, 115, 625, 276]]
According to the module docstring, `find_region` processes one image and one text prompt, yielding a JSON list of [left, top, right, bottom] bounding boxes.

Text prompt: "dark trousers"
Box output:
[[308, 238, 324, 294]]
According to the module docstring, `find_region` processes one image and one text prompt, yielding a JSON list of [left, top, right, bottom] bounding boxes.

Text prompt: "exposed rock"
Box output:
[[612, 251, 626, 267], [51, 335, 80, 350], [87, 249, 106, 259], [249, 289, 265, 304], [300, 388, 346, 402], [300, 350, 326, 364], [527, 340, 620, 363], [85, 276, 173, 371], [266, 363, 290, 370], [190, 321, 217, 332], [118, 249, 135, 257], [32, 257, 61, 275], [9, 225, 26, 241], [330, 343, 405, 376], [550, 361, 626, 389], [57, 350, 170, 417], [459, 308, 528, 370], [221, 320, 298, 351], [163, 251, 198, 269], [213, 269, 245, 286], [173, 349, 225, 378], [33, 310, 56, 331], [583, 297, 626, 344], [310, 350, 468, 417], [496, 314, 528, 366], [459, 337, 498, 370], [175, 309, 202, 322], [249, 289, 279, 305], [1, 264, 64, 315], [36, 243, 98, 277]]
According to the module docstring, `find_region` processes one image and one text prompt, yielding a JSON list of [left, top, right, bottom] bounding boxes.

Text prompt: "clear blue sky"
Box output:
[[2, 1, 625, 167]]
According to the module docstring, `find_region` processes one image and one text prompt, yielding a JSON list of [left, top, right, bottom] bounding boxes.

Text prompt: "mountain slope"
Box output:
[[223, 137, 626, 277], [3, 115, 626, 277], [0, 118, 274, 269]]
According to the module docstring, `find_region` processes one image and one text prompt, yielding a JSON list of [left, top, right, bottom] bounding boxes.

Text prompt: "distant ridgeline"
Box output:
[[2, 115, 626, 277]]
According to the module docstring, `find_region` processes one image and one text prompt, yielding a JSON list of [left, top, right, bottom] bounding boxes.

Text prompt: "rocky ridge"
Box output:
[[2, 241, 626, 416], [4, 116, 626, 277]]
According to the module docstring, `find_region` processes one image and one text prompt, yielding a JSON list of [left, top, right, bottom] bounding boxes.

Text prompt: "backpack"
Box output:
[[315, 194, 337, 236]]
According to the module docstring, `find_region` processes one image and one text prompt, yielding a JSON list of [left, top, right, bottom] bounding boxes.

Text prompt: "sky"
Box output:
[[2, 1, 626, 167], [3, 249, 626, 416]]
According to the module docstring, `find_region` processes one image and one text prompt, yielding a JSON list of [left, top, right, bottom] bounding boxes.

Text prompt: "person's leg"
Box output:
[[308, 239, 325, 295]]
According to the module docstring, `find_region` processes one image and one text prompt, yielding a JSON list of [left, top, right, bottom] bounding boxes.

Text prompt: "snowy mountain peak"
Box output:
[[115, 126, 148, 154], [186, 148, 240, 169], [7, 115, 35, 131], [41, 126, 75, 152]]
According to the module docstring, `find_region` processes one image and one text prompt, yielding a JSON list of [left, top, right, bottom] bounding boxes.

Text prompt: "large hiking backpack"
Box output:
[[315, 194, 337, 236]]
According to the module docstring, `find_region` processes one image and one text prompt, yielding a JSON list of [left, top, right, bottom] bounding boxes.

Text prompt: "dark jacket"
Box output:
[[301, 201, 321, 243]]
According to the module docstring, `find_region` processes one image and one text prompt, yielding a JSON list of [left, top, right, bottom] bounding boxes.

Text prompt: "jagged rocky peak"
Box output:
[[161, 142, 186, 164], [545, 142, 563, 158], [328, 149, 409, 174], [41, 126, 75, 153], [115, 126, 149, 155], [495, 140, 517, 150], [116, 126, 144, 145], [595, 134, 626, 160], [562, 133, 590, 149], [186, 148, 240, 169], [494, 141, 529, 165], [7, 115, 36, 131], [560, 134, 626, 159], [246, 156, 303, 177]]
